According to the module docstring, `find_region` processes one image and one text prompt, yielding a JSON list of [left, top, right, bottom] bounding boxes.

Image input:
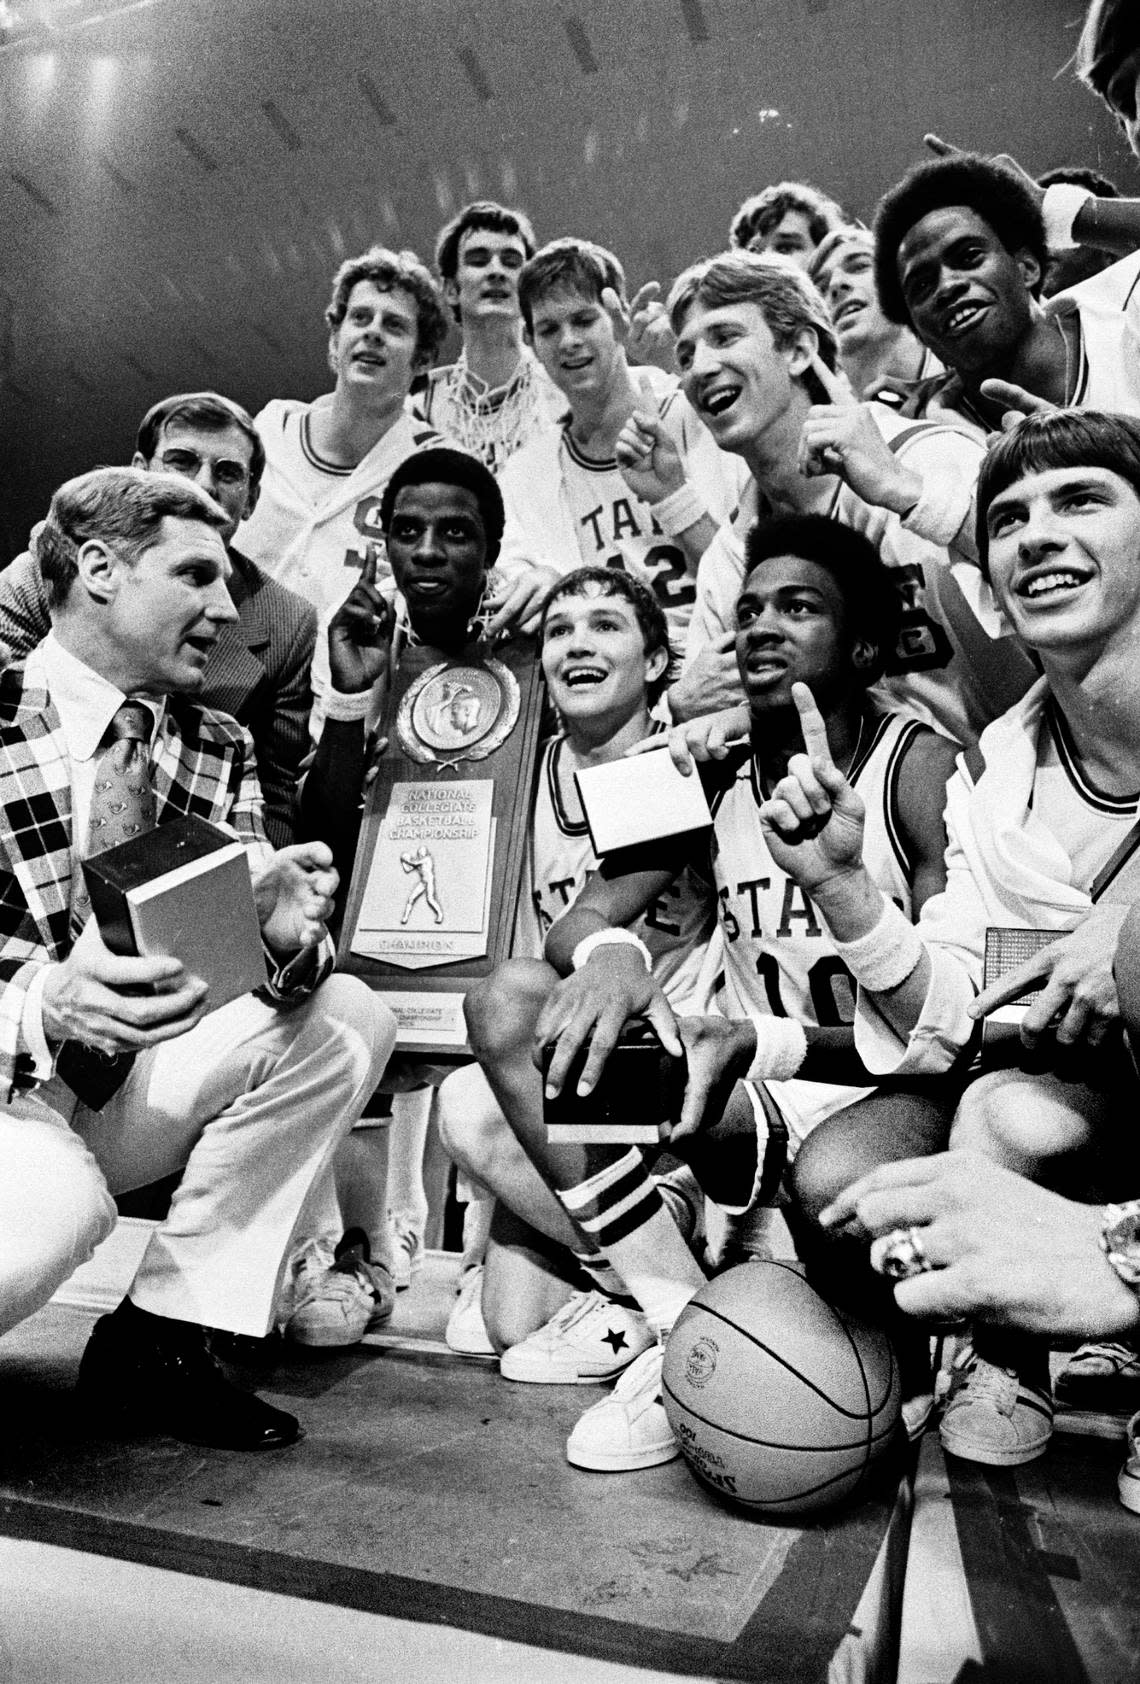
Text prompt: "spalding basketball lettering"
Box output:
[[692, 1461, 738, 1496], [686, 1336, 718, 1388]]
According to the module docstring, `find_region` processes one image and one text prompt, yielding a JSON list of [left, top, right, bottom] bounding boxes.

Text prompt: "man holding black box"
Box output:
[[0, 467, 395, 1451]]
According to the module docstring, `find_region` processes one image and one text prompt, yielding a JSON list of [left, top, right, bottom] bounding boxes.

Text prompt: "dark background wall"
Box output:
[[0, 0, 1132, 558]]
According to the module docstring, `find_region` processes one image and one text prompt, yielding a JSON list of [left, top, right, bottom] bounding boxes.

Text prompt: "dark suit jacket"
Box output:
[[0, 546, 316, 849]]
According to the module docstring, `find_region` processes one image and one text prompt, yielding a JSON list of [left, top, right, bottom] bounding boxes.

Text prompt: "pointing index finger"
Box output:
[[923, 132, 962, 158], [601, 285, 630, 338], [969, 945, 1059, 1018], [808, 351, 852, 407], [978, 377, 1053, 419], [360, 548, 380, 590], [791, 681, 832, 763], [629, 280, 662, 315]]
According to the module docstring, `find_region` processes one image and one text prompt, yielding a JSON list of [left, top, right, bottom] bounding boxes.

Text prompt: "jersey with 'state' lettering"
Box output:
[[497, 366, 745, 646], [558, 387, 710, 641], [708, 710, 923, 1147], [514, 732, 720, 1015]]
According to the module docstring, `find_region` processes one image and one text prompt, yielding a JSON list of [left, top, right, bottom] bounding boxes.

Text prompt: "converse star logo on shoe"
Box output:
[[603, 1328, 629, 1354]]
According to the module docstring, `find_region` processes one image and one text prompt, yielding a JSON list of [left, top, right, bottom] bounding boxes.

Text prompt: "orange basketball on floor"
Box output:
[[662, 1261, 900, 1516]]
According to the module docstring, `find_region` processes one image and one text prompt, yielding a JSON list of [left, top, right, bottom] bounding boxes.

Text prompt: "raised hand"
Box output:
[[252, 840, 338, 955], [923, 134, 1044, 206], [797, 354, 923, 515], [601, 285, 632, 345], [758, 681, 867, 893], [625, 282, 676, 371], [615, 394, 685, 506], [328, 550, 395, 695]]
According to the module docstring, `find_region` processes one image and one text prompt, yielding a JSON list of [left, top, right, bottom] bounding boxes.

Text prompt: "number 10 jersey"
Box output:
[[708, 710, 924, 1148]]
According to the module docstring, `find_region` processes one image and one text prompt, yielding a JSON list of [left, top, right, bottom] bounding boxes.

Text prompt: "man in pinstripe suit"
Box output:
[[0, 392, 317, 848], [0, 467, 394, 1450]]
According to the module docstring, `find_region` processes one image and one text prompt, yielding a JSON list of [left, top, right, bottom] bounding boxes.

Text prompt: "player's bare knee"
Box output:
[[789, 1129, 849, 1228], [465, 960, 551, 1060], [950, 1072, 1032, 1156]]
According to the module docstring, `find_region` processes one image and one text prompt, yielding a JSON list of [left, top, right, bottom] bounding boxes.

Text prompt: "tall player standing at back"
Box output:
[[410, 201, 565, 473], [237, 245, 551, 717]]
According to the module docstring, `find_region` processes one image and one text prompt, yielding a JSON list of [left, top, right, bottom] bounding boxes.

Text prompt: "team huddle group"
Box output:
[[2, 0, 1140, 1514]]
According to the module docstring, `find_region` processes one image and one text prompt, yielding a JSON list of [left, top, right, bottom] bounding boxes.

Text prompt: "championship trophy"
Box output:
[[339, 634, 545, 1054]]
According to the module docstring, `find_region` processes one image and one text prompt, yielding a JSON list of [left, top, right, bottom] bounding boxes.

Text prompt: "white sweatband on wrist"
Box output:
[[652, 482, 708, 537], [1042, 182, 1093, 252], [570, 928, 653, 973], [830, 900, 924, 995], [322, 687, 374, 722], [745, 1016, 807, 1084]]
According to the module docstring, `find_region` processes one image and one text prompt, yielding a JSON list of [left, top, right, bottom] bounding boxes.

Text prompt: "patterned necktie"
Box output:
[[69, 701, 158, 939], [60, 700, 158, 1109]]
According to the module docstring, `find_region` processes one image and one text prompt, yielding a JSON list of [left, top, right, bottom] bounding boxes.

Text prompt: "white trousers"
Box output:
[[0, 976, 395, 1339]]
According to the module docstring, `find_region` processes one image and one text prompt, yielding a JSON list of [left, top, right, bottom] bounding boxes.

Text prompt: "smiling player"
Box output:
[[437, 564, 721, 1376], [673, 248, 1033, 745], [809, 226, 941, 401], [874, 153, 1140, 432], [497, 237, 745, 674], [751, 409, 1140, 1466]]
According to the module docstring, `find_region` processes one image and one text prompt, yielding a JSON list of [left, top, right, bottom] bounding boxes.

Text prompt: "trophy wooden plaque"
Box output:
[[338, 635, 545, 1053]]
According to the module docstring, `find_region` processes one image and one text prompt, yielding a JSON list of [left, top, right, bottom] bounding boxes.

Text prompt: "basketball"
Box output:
[[661, 1261, 901, 1516]]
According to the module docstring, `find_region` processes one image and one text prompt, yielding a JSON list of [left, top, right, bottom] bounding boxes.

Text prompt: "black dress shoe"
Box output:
[[76, 1301, 302, 1451]]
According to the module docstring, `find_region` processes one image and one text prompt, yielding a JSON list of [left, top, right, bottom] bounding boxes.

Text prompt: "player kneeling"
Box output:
[[436, 566, 719, 1381]]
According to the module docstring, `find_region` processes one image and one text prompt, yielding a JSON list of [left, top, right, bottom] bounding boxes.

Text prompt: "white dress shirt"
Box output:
[[20, 633, 164, 1076]]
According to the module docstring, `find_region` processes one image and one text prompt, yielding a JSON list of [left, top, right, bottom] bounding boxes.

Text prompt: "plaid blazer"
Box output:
[[0, 644, 273, 1101], [0, 546, 316, 849]]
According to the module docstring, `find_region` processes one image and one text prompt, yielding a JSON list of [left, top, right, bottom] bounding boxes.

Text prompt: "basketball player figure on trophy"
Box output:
[[399, 846, 445, 927]]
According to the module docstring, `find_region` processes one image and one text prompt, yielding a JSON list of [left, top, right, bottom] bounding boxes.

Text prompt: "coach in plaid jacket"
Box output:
[[0, 466, 395, 1452], [0, 390, 318, 849]]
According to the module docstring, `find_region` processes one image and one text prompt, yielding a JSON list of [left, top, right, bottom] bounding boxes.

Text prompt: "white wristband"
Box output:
[[322, 687, 374, 722], [830, 899, 924, 995], [1041, 182, 1094, 252], [651, 482, 708, 537], [745, 1016, 807, 1084], [570, 928, 653, 973]]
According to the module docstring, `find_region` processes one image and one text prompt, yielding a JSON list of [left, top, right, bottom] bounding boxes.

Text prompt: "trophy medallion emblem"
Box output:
[[397, 657, 520, 768]]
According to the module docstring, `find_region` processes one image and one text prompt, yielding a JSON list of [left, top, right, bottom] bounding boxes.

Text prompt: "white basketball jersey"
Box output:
[[709, 711, 923, 1146], [557, 386, 736, 642], [514, 733, 719, 1014]]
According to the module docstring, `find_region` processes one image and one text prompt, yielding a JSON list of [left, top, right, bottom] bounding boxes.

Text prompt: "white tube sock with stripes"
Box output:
[[556, 1150, 705, 1339]]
